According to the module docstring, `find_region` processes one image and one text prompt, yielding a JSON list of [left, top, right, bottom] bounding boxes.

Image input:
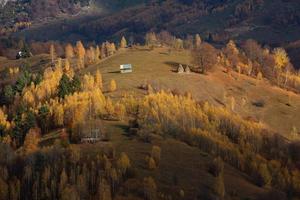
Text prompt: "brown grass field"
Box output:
[[82, 46, 300, 138]]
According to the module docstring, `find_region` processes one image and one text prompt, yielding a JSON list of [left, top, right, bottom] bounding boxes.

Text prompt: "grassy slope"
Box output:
[[82, 47, 300, 137], [106, 120, 266, 199], [2, 47, 299, 136]]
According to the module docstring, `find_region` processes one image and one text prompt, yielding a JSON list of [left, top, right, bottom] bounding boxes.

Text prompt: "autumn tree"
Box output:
[[223, 40, 240, 68], [184, 35, 194, 49], [145, 32, 158, 47], [144, 176, 157, 200], [0, 108, 11, 136], [273, 48, 290, 70], [148, 156, 156, 170], [64, 59, 74, 78], [59, 169, 68, 195], [106, 42, 116, 56], [23, 128, 41, 155], [97, 179, 112, 200], [173, 38, 184, 50], [65, 43, 74, 60], [50, 44, 56, 64], [95, 69, 103, 89], [191, 42, 218, 74], [101, 43, 106, 59], [120, 36, 127, 48], [61, 185, 80, 200], [157, 31, 173, 46], [117, 152, 131, 175], [195, 34, 202, 48], [95, 45, 101, 62], [242, 39, 262, 62], [109, 79, 117, 92], [85, 47, 95, 64], [76, 41, 86, 69], [212, 173, 225, 199]]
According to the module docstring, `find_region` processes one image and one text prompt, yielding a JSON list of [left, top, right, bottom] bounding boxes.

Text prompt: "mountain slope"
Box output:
[[11, 0, 300, 46]]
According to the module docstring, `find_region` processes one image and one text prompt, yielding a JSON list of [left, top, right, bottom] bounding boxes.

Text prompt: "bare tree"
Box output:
[[191, 42, 218, 74]]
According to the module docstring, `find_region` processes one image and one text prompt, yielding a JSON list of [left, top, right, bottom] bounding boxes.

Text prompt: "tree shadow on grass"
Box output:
[[164, 61, 180, 72], [108, 70, 120, 74]]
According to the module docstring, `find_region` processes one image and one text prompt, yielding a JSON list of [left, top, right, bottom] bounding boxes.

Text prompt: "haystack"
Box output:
[[177, 64, 184, 73]]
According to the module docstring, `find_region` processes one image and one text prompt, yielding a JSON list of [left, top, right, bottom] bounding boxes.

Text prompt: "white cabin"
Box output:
[[120, 64, 133, 73]]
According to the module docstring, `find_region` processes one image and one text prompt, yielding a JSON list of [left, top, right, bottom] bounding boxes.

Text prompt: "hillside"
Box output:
[[1, 1, 300, 199], [82, 47, 300, 137], [0, 0, 298, 70], [9, 0, 300, 44]]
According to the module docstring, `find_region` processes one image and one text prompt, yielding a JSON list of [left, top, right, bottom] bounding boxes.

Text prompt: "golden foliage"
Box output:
[[50, 44, 56, 63], [64, 59, 74, 78], [62, 88, 106, 126], [8, 67, 19, 77], [76, 41, 85, 59], [110, 79, 117, 92], [106, 42, 116, 56], [86, 47, 96, 65], [95, 69, 103, 89], [23, 128, 41, 155], [195, 34, 202, 48], [0, 108, 10, 131], [20, 65, 63, 106], [148, 156, 156, 170], [76, 41, 86, 68], [120, 36, 127, 48], [65, 43, 74, 60], [273, 48, 289, 70], [2, 135, 12, 146], [117, 152, 131, 174]]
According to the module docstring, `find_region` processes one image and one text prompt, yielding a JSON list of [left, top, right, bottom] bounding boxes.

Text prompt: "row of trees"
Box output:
[[144, 31, 299, 93], [190, 38, 300, 93], [50, 40, 117, 70], [145, 31, 202, 50]]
